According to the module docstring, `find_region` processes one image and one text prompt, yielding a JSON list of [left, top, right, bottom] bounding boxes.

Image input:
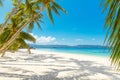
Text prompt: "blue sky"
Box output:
[[0, 0, 107, 45]]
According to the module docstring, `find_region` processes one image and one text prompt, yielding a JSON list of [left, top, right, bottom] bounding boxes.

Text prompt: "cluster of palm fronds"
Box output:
[[0, 0, 66, 56], [102, 0, 120, 70]]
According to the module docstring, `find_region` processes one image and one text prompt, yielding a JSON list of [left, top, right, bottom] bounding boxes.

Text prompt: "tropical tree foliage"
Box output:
[[0, 0, 120, 72], [0, 0, 66, 56], [0, 27, 35, 56], [0, 0, 22, 34], [102, 0, 120, 70], [0, 0, 3, 6], [0, 10, 36, 56]]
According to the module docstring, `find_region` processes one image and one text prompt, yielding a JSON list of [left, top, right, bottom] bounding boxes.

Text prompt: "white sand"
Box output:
[[0, 49, 120, 80]]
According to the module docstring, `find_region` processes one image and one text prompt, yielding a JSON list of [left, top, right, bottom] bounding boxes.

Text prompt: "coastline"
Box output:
[[0, 49, 119, 80], [36, 47, 110, 58]]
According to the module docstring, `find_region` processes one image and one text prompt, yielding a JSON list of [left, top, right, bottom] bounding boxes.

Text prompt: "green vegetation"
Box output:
[[0, 0, 66, 56], [0, 0, 120, 71], [102, 0, 120, 70]]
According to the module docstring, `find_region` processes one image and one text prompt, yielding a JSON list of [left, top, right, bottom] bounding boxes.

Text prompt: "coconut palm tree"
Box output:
[[0, 21, 36, 56], [102, 0, 120, 70], [0, 27, 36, 57], [0, 0, 41, 55], [0, 0, 66, 56], [0, 3, 37, 56], [0, 0, 22, 35], [8, 31, 35, 54]]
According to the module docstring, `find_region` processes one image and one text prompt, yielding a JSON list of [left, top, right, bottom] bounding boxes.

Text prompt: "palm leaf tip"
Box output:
[[102, 0, 120, 70], [47, 5, 54, 24], [52, 1, 67, 14]]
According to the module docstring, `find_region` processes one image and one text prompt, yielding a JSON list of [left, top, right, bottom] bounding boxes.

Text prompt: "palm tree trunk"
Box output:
[[28, 48, 31, 54], [1, 50, 6, 57], [0, 0, 22, 34], [0, 17, 33, 54], [0, 6, 45, 56]]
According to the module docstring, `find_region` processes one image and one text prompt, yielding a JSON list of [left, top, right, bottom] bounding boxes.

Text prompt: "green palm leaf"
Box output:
[[27, 22, 34, 32], [16, 38, 29, 48], [0, 28, 11, 44], [47, 5, 54, 24], [51, 5, 60, 16], [0, 0, 66, 56], [36, 21, 42, 30], [102, 0, 120, 70], [52, 1, 67, 14], [20, 32, 36, 42]]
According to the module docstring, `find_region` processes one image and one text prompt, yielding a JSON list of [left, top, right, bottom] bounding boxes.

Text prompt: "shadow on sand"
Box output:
[[0, 51, 120, 80]]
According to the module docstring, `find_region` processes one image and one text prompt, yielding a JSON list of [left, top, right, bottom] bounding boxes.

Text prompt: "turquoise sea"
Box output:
[[31, 45, 111, 57]]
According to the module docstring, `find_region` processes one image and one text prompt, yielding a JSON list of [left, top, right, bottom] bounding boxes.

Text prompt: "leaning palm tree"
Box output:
[[0, 0, 66, 56], [0, 28, 36, 57], [0, 0, 22, 34], [102, 0, 120, 70], [0, 24, 36, 56], [8, 32, 36, 54]]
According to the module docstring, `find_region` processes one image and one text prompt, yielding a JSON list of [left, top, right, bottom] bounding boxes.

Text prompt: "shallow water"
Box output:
[[35, 47, 111, 57]]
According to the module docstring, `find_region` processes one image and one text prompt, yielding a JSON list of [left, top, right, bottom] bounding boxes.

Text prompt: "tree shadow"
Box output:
[[0, 51, 120, 80]]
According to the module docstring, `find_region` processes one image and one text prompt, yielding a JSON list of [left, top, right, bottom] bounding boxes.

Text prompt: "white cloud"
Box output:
[[37, 36, 56, 43], [30, 33, 56, 44]]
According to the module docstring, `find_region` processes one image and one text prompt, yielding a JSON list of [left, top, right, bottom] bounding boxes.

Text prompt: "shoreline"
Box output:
[[0, 49, 119, 80], [36, 48, 110, 58]]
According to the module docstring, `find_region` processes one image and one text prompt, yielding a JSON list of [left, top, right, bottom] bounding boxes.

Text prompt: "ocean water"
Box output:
[[34, 47, 111, 57]]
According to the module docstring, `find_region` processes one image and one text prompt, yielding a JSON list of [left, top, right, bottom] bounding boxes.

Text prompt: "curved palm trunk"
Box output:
[[0, 17, 33, 56], [0, 13, 40, 56], [0, 6, 45, 57], [0, 0, 22, 34], [1, 50, 5, 57]]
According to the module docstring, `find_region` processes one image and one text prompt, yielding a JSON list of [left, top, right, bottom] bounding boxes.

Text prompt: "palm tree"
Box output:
[[0, 4, 36, 56], [8, 31, 35, 54], [0, 0, 22, 34], [102, 0, 120, 70], [0, 22, 36, 56], [0, 0, 66, 56], [0, 28, 36, 57]]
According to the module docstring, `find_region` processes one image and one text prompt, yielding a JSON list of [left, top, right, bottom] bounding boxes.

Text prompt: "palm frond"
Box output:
[[36, 21, 42, 30], [47, 4, 54, 24], [20, 32, 36, 42], [103, 0, 120, 70], [0, 0, 66, 56], [27, 22, 34, 32], [0, 28, 11, 44], [16, 38, 29, 48], [52, 1, 67, 14], [51, 5, 60, 16]]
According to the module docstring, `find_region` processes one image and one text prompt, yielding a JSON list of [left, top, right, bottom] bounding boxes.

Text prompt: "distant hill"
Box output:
[[30, 44, 108, 49]]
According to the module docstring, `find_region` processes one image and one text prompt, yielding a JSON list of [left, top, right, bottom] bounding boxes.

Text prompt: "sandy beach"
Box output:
[[0, 49, 120, 80]]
